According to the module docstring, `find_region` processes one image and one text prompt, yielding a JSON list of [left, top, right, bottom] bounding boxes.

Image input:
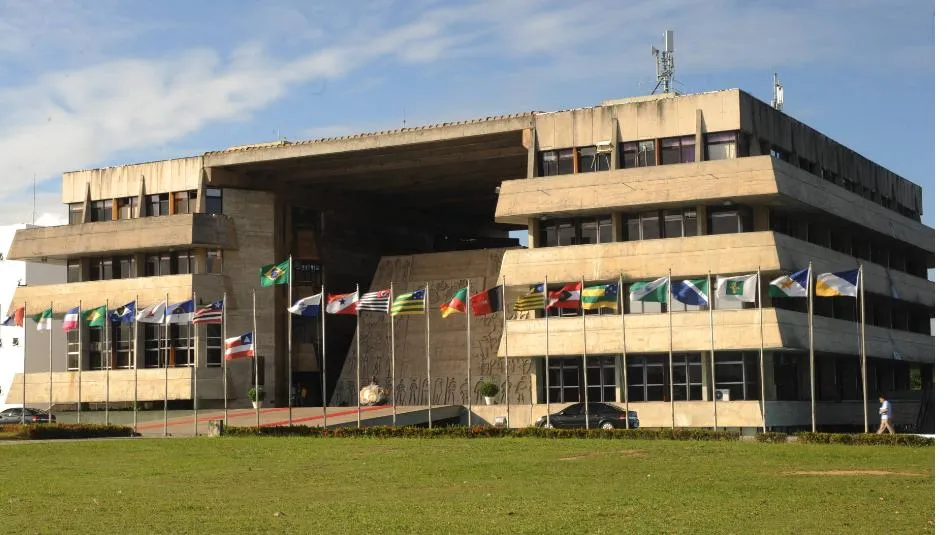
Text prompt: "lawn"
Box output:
[[0, 437, 934, 534]]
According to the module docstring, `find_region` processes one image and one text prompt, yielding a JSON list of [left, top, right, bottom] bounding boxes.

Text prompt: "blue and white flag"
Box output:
[[672, 279, 709, 306], [165, 300, 195, 324], [288, 293, 322, 317], [769, 268, 809, 298], [136, 302, 166, 324], [816, 269, 859, 297], [111, 301, 137, 324]]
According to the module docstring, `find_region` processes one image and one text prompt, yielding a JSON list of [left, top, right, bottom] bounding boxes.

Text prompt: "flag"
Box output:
[[32, 308, 52, 331], [581, 283, 619, 310], [630, 277, 668, 303], [1, 306, 24, 327], [391, 289, 425, 316], [815, 269, 859, 297], [326, 292, 359, 315], [193, 300, 224, 324], [63, 306, 80, 332], [357, 290, 391, 313], [288, 294, 322, 317], [136, 302, 166, 324], [440, 288, 467, 318], [470, 286, 503, 317], [224, 332, 254, 360], [84, 306, 107, 327], [672, 279, 709, 306], [260, 259, 290, 287], [110, 301, 136, 324], [716, 274, 758, 303], [513, 283, 546, 311], [548, 282, 581, 309], [166, 300, 195, 324], [769, 269, 809, 298]]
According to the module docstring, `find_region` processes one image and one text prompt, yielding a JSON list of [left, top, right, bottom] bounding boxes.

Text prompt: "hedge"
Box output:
[[0, 424, 138, 440], [223, 425, 741, 441], [755, 431, 789, 443], [795, 432, 934, 447]]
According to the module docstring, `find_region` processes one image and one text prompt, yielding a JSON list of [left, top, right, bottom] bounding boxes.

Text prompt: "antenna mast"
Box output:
[[651, 30, 675, 95], [32, 173, 36, 225], [771, 72, 784, 111]]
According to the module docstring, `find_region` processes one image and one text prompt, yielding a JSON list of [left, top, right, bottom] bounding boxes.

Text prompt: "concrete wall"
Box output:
[[8, 367, 224, 404], [62, 157, 204, 203]]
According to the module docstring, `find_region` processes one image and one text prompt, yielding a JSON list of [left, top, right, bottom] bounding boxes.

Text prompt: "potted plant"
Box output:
[[477, 381, 500, 405], [248, 387, 265, 409]]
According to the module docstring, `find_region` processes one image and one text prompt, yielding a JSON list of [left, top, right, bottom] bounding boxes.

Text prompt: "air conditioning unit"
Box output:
[[595, 141, 613, 153], [715, 389, 731, 401]]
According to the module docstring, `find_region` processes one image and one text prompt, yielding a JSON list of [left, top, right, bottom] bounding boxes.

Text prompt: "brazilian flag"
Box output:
[[84, 306, 108, 327], [260, 259, 291, 287]]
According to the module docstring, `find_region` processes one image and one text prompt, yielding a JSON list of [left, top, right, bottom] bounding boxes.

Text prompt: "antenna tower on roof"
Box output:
[[651, 30, 675, 95]]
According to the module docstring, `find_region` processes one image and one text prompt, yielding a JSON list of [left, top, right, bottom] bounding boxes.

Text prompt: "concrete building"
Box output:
[[4, 89, 934, 430]]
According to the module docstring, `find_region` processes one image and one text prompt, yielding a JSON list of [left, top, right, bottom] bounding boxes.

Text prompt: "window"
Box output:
[[626, 355, 668, 401], [547, 358, 581, 403], [206, 250, 223, 274], [540, 217, 613, 247], [144, 325, 163, 368], [539, 149, 575, 176], [671, 354, 703, 400], [620, 140, 656, 168], [707, 206, 752, 235], [114, 324, 133, 368], [622, 209, 696, 241], [704, 132, 737, 161], [714, 352, 760, 401], [175, 251, 196, 275], [90, 200, 112, 222], [90, 257, 113, 281], [173, 191, 198, 214], [88, 327, 107, 370], [145, 194, 169, 216], [206, 324, 222, 367], [118, 197, 138, 219], [577, 146, 610, 173], [660, 136, 696, 165], [170, 325, 194, 367], [640, 211, 661, 239], [145, 254, 172, 277], [67, 330, 80, 370], [586, 356, 617, 402], [67, 260, 82, 283], [68, 203, 84, 225], [117, 256, 136, 279], [206, 188, 223, 214]]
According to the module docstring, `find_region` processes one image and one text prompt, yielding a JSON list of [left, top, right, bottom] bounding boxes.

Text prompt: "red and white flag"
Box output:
[[224, 332, 254, 360], [547, 282, 582, 309], [326, 291, 358, 315]]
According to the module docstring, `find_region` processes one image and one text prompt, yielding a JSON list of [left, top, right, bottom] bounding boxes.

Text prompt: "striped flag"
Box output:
[[513, 283, 546, 311], [357, 290, 391, 313], [224, 332, 254, 360], [581, 283, 618, 310], [391, 289, 425, 316], [193, 300, 223, 324], [63, 306, 80, 332]]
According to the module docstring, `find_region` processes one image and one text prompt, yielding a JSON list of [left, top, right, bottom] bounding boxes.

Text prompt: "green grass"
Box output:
[[0, 438, 934, 534]]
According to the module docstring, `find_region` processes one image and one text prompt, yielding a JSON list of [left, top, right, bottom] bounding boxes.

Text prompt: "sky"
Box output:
[[0, 0, 935, 228]]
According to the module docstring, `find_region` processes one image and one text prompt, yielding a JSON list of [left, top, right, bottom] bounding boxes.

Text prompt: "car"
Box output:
[[0, 408, 56, 425], [535, 402, 639, 430]]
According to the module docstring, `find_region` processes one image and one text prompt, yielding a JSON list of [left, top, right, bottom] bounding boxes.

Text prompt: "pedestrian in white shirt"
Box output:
[[876, 393, 895, 434]]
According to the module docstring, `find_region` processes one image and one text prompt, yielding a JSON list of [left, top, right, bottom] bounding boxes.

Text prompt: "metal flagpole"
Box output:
[[389, 283, 396, 426], [581, 276, 589, 430], [356, 283, 362, 428], [757, 267, 766, 432], [133, 295, 138, 433], [21, 300, 27, 424], [808, 262, 816, 432], [105, 298, 110, 425], [466, 279, 472, 428], [287, 254, 293, 426], [859, 264, 868, 433], [425, 282, 432, 428], [502, 276, 510, 428], [48, 300, 53, 422], [78, 299, 83, 424], [252, 289, 260, 428], [544, 276, 551, 428], [192, 291, 198, 437], [708, 272, 717, 431], [620, 275, 630, 429], [163, 293, 169, 437], [321, 285, 328, 428], [667, 269, 674, 429], [222, 292, 228, 427]]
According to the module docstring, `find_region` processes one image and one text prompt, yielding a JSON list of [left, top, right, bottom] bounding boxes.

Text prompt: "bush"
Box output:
[[755, 432, 789, 443], [248, 387, 264, 402], [476, 382, 499, 397], [222, 425, 741, 441], [0, 424, 138, 440], [795, 432, 934, 447]]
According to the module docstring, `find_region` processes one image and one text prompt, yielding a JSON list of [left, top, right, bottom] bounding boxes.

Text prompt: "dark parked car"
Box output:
[[535, 402, 639, 430], [0, 408, 56, 424]]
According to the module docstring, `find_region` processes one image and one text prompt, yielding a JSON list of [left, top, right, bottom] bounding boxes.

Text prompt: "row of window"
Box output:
[[65, 324, 222, 370], [68, 189, 223, 224], [542, 352, 760, 404], [66, 250, 223, 282], [772, 353, 933, 402], [773, 293, 932, 335]]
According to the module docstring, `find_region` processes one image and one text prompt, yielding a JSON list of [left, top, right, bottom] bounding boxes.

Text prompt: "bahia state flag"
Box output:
[[288, 293, 322, 317], [769, 268, 809, 298], [629, 277, 669, 303], [672, 279, 709, 306], [63, 306, 80, 332], [581, 283, 619, 310], [32, 308, 52, 331], [326, 292, 359, 315], [260, 259, 290, 287], [815, 269, 859, 297], [440, 288, 467, 318], [224, 332, 254, 360], [716, 274, 758, 303]]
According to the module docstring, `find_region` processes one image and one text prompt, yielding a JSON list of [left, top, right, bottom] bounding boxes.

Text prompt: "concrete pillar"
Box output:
[[695, 109, 705, 162], [696, 205, 708, 235], [701, 350, 712, 401], [611, 212, 623, 243], [753, 206, 770, 232], [526, 219, 540, 248], [762, 351, 777, 402], [135, 178, 146, 218], [525, 126, 538, 178], [194, 248, 208, 274], [81, 182, 92, 223], [610, 117, 620, 171]]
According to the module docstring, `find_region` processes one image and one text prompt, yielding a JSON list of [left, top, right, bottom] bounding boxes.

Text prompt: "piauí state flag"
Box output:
[[513, 283, 546, 311], [815, 269, 859, 297], [716, 274, 758, 303], [32, 308, 52, 331], [84, 306, 107, 328], [769, 269, 809, 298], [672, 279, 709, 306], [63, 306, 80, 332], [440, 288, 467, 318], [288, 293, 322, 317], [629, 277, 669, 303], [260, 259, 290, 287], [581, 283, 618, 310]]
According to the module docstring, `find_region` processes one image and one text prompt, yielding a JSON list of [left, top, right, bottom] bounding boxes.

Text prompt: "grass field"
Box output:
[[0, 438, 934, 534]]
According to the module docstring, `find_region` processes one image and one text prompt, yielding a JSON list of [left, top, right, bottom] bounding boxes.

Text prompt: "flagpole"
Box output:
[[163, 293, 169, 437], [466, 279, 472, 428], [21, 300, 27, 424], [859, 264, 868, 433], [287, 253, 293, 426], [581, 276, 589, 430], [502, 276, 510, 429], [425, 282, 432, 429], [620, 275, 629, 429], [133, 294, 138, 433], [708, 271, 717, 431], [544, 276, 551, 429], [807, 263, 816, 432], [758, 267, 766, 433], [252, 289, 260, 428], [389, 282, 396, 426], [222, 292, 228, 427], [667, 269, 674, 429], [78, 298, 83, 424], [356, 283, 362, 428], [321, 284, 328, 428], [105, 298, 110, 425], [48, 300, 53, 422], [192, 291, 198, 437]]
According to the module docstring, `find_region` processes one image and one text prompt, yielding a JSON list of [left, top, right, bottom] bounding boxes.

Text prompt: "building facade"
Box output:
[[5, 89, 934, 430]]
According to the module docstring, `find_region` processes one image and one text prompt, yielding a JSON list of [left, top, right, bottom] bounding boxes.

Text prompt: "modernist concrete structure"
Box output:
[[5, 89, 934, 431]]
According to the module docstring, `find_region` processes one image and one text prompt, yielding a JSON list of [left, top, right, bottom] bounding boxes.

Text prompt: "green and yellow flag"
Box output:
[[260, 259, 291, 287], [84, 306, 108, 327], [391, 289, 425, 316], [581, 283, 619, 310]]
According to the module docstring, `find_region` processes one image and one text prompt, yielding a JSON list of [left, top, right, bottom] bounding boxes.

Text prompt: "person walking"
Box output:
[[876, 393, 895, 434]]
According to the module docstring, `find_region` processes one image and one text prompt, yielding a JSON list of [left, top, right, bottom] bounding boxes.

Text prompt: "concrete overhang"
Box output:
[[6, 213, 237, 262]]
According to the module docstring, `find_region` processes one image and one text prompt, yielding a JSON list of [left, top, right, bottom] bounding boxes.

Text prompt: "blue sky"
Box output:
[[0, 0, 934, 228]]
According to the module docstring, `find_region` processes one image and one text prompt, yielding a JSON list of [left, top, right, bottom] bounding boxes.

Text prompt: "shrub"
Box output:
[[248, 387, 264, 402], [755, 432, 789, 443], [0, 424, 138, 440], [477, 382, 499, 397], [222, 425, 741, 441], [796, 432, 933, 447]]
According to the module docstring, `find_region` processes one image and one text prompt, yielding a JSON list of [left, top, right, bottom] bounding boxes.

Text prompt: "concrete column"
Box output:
[[611, 212, 623, 243], [81, 182, 92, 223], [526, 219, 540, 248], [135, 178, 146, 218], [525, 126, 538, 178], [701, 350, 712, 401], [194, 248, 208, 274], [610, 116, 620, 171], [695, 109, 705, 162], [761, 351, 777, 402], [696, 205, 708, 235], [753, 206, 770, 232]]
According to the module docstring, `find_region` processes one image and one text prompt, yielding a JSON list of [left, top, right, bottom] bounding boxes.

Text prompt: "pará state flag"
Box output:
[[815, 269, 859, 297], [63, 306, 80, 332], [716, 274, 758, 303], [769, 269, 809, 298], [326, 292, 358, 315], [288, 293, 322, 317], [629, 277, 668, 303], [136, 302, 166, 324], [672, 279, 709, 306], [165, 300, 195, 324]]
